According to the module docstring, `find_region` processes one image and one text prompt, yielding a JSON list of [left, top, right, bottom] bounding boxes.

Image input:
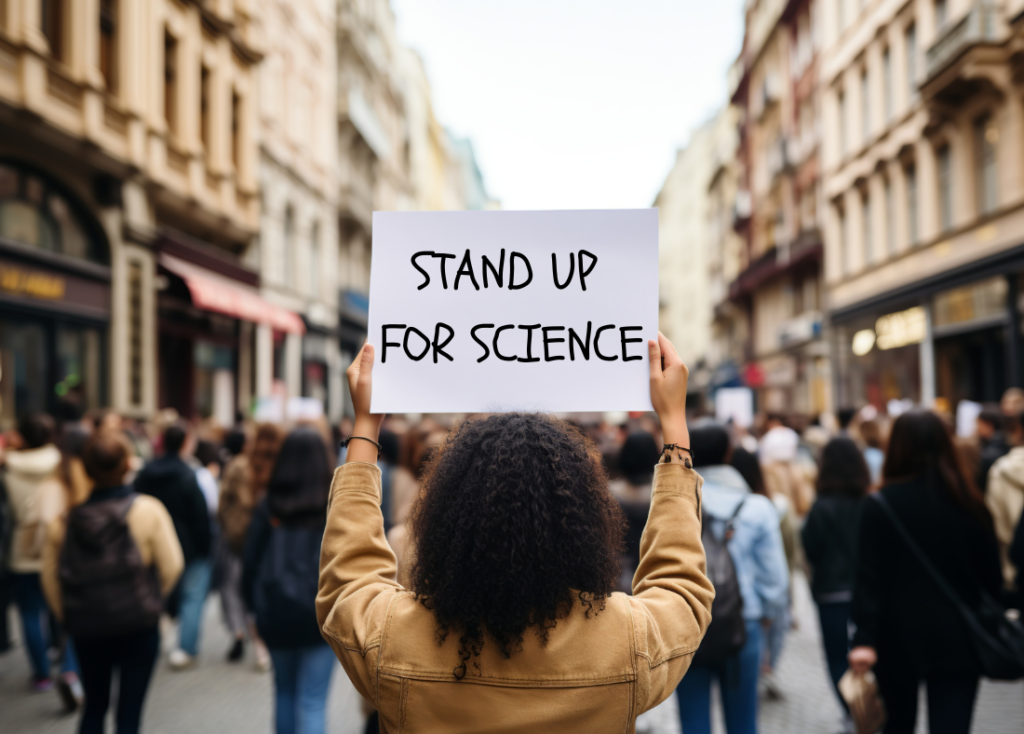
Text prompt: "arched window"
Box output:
[[0, 161, 109, 265]]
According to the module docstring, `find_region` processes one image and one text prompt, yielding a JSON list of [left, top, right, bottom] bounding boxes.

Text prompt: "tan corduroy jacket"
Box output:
[[317, 461, 714, 733]]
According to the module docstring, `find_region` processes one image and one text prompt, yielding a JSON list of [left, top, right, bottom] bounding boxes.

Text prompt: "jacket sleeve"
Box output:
[[241, 504, 272, 611], [186, 473, 212, 558], [317, 462, 401, 706], [851, 496, 885, 648], [751, 500, 790, 621], [40, 517, 65, 620], [143, 498, 185, 596], [630, 462, 715, 714], [800, 505, 824, 570]]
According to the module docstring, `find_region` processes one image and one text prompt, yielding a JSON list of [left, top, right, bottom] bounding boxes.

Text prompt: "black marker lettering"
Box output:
[[493, 325, 517, 361], [432, 323, 455, 363], [578, 250, 598, 291], [482, 249, 505, 288], [620, 326, 644, 362], [594, 324, 618, 361], [509, 252, 533, 290], [432, 252, 457, 289], [411, 252, 433, 290], [382, 324, 406, 363], [542, 326, 566, 361], [551, 252, 575, 289], [568, 321, 592, 361], [518, 324, 541, 362], [471, 324, 494, 362], [453, 250, 480, 291], [403, 327, 431, 361]]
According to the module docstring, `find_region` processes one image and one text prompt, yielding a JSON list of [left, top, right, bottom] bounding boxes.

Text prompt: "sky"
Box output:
[[391, 0, 746, 211]]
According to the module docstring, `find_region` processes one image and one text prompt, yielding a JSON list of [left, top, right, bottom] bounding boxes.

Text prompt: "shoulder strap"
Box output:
[[870, 493, 974, 616]]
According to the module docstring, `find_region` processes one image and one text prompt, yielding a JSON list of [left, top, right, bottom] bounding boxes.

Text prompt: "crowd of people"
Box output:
[[1, 345, 1023, 734]]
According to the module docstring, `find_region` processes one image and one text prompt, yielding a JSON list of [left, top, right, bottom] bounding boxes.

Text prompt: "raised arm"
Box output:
[[631, 334, 715, 712], [317, 343, 401, 704]]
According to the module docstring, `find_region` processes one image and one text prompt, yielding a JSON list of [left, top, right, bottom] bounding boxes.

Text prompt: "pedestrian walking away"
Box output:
[[134, 424, 213, 669], [41, 429, 184, 734], [243, 426, 337, 734], [317, 335, 714, 733], [985, 411, 1024, 594], [849, 410, 1003, 734]]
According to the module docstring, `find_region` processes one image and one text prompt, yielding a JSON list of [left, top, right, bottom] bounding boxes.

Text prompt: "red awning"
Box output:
[[159, 254, 305, 334]]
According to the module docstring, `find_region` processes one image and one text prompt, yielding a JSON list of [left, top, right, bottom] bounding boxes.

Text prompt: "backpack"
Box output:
[[692, 499, 747, 667], [59, 494, 163, 639], [250, 518, 324, 648]]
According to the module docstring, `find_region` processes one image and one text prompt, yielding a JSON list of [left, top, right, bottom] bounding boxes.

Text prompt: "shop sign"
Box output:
[[760, 355, 798, 387], [875, 306, 926, 350], [0, 255, 110, 318], [0, 262, 66, 300]]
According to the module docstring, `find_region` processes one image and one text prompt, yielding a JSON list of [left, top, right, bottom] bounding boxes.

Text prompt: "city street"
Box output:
[[3, 572, 1022, 733]]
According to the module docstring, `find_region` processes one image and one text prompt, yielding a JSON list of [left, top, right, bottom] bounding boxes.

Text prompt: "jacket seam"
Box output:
[[625, 596, 639, 723], [646, 646, 698, 669], [377, 593, 401, 708], [376, 670, 637, 686]]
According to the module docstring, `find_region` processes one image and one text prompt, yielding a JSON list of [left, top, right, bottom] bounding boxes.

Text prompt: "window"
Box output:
[[99, 0, 118, 93], [282, 206, 294, 288], [937, 144, 953, 231], [935, 0, 947, 30], [905, 162, 918, 245], [883, 47, 892, 123], [309, 221, 320, 299], [164, 30, 178, 135], [885, 178, 895, 256], [861, 69, 870, 145], [838, 89, 847, 157], [200, 66, 211, 152], [905, 24, 917, 101], [974, 115, 998, 215], [231, 90, 242, 171], [863, 191, 873, 265], [128, 260, 143, 406], [41, 0, 65, 62]]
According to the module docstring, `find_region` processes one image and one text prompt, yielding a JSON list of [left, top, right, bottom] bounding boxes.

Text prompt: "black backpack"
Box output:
[[59, 494, 163, 639], [692, 499, 747, 667]]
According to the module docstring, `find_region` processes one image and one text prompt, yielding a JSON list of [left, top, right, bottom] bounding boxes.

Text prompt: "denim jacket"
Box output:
[[699, 464, 789, 622]]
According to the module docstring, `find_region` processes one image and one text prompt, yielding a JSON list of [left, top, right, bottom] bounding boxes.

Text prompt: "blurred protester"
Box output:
[[985, 412, 1024, 590], [802, 438, 870, 717], [319, 338, 714, 732], [859, 419, 885, 486], [42, 430, 183, 734], [194, 440, 221, 515], [608, 431, 661, 593], [218, 424, 282, 668], [134, 424, 212, 669], [760, 414, 814, 517], [377, 428, 399, 535], [730, 447, 793, 700], [5, 413, 79, 693], [1002, 387, 1024, 418], [976, 407, 1009, 495], [836, 407, 857, 437], [677, 422, 789, 734], [0, 457, 13, 654], [849, 411, 1002, 734], [1011, 504, 1024, 594], [243, 427, 336, 734]]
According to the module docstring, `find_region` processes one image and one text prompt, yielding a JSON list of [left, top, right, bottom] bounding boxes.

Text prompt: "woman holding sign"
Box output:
[[317, 334, 713, 732]]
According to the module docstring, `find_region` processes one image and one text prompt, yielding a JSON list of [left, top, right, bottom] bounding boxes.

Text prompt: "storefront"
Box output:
[[0, 161, 110, 428], [157, 232, 304, 423], [832, 267, 1023, 414]]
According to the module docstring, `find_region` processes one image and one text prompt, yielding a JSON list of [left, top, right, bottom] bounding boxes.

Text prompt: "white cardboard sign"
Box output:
[[367, 210, 658, 413]]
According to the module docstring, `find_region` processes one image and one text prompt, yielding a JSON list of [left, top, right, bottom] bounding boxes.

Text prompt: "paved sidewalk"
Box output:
[[2, 574, 1022, 733]]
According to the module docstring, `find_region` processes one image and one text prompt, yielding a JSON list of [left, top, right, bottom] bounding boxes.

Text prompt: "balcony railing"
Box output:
[[926, 3, 1005, 80]]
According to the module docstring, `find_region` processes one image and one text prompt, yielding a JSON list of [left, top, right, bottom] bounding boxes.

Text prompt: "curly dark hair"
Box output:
[[408, 412, 626, 678]]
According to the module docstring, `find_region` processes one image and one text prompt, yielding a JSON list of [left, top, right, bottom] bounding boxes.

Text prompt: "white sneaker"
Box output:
[[168, 649, 194, 670]]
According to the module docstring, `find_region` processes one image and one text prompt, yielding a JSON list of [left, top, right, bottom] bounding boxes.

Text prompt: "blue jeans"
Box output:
[[269, 645, 336, 734], [13, 572, 78, 680], [177, 559, 212, 656], [817, 601, 851, 710], [677, 619, 762, 734]]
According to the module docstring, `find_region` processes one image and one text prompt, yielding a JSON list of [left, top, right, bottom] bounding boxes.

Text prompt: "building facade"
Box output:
[[0, 0, 308, 429], [257, 0, 341, 421], [731, 0, 830, 416], [821, 0, 1024, 412]]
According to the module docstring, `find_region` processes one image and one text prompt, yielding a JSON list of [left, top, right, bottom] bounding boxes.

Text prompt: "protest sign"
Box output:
[[367, 209, 658, 413]]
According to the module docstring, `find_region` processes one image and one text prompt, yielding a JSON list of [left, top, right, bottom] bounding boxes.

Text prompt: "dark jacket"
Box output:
[[851, 477, 1003, 676], [1010, 504, 1024, 591], [801, 495, 863, 601], [978, 432, 1009, 495], [134, 456, 211, 564], [242, 500, 326, 649]]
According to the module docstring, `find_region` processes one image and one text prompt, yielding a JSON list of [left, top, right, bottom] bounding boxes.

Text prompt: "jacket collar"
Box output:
[[87, 485, 133, 504], [698, 464, 751, 494]]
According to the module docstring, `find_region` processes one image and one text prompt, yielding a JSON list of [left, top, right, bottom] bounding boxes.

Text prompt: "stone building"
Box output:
[[730, 0, 830, 416], [821, 0, 1024, 410], [0, 0, 303, 428]]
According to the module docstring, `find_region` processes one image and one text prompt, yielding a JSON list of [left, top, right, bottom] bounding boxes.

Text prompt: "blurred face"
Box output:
[[251, 437, 279, 486], [976, 419, 996, 440]]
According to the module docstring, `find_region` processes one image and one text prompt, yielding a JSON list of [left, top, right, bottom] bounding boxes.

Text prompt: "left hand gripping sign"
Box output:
[[367, 209, 658, 413]]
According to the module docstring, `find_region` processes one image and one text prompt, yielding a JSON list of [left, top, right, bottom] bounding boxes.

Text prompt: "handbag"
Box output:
[[872, 493, 1024, 680], [838, 668, 886, 734]]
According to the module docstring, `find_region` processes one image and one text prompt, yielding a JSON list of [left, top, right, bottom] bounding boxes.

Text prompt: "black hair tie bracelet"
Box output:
[[340, 435, 382, 458], [662, 443, 694, 468]]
